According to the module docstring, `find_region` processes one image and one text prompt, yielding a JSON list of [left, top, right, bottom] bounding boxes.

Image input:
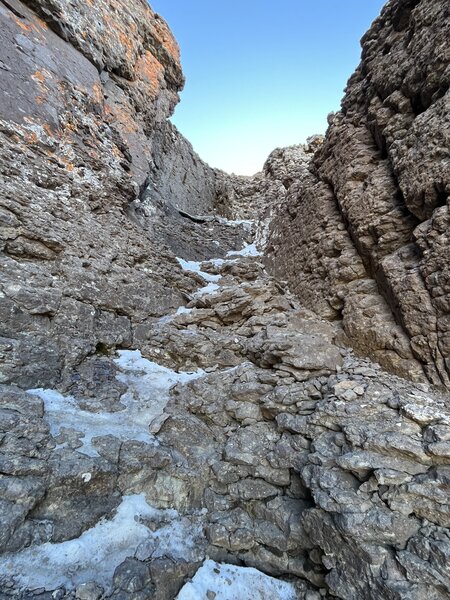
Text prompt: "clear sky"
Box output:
[[150, 1, 386, 175]]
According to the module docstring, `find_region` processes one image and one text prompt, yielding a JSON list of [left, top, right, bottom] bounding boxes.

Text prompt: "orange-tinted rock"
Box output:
[[0, 0, 222, 388]]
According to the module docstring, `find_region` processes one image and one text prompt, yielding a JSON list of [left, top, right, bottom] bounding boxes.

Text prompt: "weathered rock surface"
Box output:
[[2, 223, 450, 600], [0, 0, 246, 391], [267, 0, 450, 388], [1, 0, 450, 599]]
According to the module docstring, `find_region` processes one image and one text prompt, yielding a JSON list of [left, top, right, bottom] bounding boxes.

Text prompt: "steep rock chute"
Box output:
[[1, 1, 450, 599]]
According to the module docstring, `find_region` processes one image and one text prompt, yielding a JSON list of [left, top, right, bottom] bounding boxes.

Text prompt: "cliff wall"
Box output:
[[0, 0, 227, 390], [2, 1, 450, 599], [268, 0, 450, 388]]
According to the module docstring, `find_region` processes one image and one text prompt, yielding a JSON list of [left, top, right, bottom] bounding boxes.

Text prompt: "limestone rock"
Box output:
[[266, 0, 450, 389], [2, 1, 450, 600]]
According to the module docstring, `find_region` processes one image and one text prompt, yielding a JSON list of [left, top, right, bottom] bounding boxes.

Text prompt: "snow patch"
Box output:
[[135, 513, 205, 564], [176, 257, 221, 283], [0, 495, 204, 593], [193, 282, 220, 298], [28, 350, 204, 456], [114, 349, 205, 435], [226, 243, 261, 257], [176, 560, 297, 600], [157, 314, 174, 325], [176, 306, 193, 315]]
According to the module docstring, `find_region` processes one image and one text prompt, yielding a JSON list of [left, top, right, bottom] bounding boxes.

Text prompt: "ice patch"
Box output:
[[28, 350, 204, 456], [215, 217, 255, 231], [135, 512, 205, 564], [193, 282, 220, 298], [115, 348, 205, 395], [176, 560, 297, 600], [176, 257, 221, 283], [226, 243, 261, 257], [176, 306, 193, 315], [157, 314, 174, 325], [0, 494, 204, 593]]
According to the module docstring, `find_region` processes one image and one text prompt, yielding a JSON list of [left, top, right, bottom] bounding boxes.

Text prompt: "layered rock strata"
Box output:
[[0, 0, 238, 391], [267, 0, 450, 388], [2, 219, 450, 600]]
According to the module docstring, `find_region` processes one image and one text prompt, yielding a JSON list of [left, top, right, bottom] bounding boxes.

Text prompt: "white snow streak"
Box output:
[[176, 560, 297, 600], [193, 282, 220, 298], [28, 350, 204, 456], [226, 243, 261, 257], [176, 257, 221, 282], [0, 495, 203, 592]]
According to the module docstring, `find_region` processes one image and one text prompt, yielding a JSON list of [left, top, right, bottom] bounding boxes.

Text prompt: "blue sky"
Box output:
[[150, 1, 386, 175]]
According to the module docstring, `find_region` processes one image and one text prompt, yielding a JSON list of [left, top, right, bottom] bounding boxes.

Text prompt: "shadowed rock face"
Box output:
[[267, 0, 450, 388]]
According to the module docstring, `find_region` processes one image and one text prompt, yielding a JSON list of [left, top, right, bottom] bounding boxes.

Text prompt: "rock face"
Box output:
[[2, 216, 450, 600], [0, 0, 235, 391], [267, 0, 450, 388], [1, 1, 450, 600]]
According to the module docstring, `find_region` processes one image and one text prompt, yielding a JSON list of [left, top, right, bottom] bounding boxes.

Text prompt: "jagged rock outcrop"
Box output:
[[267, 0, 450, 389], [216, 138, 323, 222]]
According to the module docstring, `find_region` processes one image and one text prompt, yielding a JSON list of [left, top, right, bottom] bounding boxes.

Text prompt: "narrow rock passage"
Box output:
[[2, 1, 450, 598], [2, 217, 450, 600]]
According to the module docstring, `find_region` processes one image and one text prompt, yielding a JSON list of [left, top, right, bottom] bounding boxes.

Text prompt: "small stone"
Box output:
[[428, 442, 450, 458], [374, 469, 413, 486], [75, 582, 103, 600], [113, 558, 151, 593], [228, 478, 280, 500], [402, 403, 444, 425], [341, 389, 358, 402], [333, 380, 356, 396], [305, 592, 321, 600]]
